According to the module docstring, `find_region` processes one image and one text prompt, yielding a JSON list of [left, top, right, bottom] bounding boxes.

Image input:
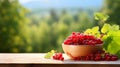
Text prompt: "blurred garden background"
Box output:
[[0, 0, 120, 53]]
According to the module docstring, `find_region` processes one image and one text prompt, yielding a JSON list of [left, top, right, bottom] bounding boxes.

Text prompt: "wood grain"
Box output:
[[0, 53, 120, 65]]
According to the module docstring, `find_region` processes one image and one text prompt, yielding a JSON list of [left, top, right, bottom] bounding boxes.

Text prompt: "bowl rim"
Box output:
[[62, 43, 103, 46]]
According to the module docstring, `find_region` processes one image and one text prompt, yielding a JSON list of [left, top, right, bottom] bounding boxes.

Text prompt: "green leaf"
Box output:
[[116, 50, 120, 58], [84, 26, 100, 38], [94, 13, 109, 22], [92, 26, 99, 33], [84, 26, 99, 34], [111, 25, 119, 31], [108, 30, 120, 36], [103, 30, 120, 58], [44, 50, 55, 59], [84, 29, 92, 34], [107, 41, 120, 54], [101, 24, 111, 33], [91, 26, 100, 38], [95, 32, 101, 38], [103, 36, 112, 50]]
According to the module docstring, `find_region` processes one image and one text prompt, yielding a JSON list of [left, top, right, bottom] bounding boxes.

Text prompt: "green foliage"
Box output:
[[103, 30, 120, 58], [85, 23, 120, 57], [102, 0, 120, 25], [0, 0, 95, 53], [3, 0, 120, 54], [101, 23, 111, 33], [101, 23, 119, 34], [44, 50, 56, 59], [85, 12, 120, 58], [84, 26, 100, 38], [94, 13, 109, 22], [27, 10, 94, 53], [1, 0, 120, 55], [0, 0, 31, 52]]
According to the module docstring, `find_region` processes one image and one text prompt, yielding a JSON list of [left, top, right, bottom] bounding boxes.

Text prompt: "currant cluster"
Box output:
[[64, 32, 103, 45], [52, 53, 64, 61], [73, 50, 118, 61]]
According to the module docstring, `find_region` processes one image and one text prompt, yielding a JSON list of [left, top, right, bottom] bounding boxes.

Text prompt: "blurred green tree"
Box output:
[[0, 0, 97, 53], [0, 0, 31, 52], [102, 0, 120, 25]]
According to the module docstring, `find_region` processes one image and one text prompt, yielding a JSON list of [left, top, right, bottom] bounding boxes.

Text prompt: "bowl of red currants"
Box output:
[[62, 32, 103, 59]]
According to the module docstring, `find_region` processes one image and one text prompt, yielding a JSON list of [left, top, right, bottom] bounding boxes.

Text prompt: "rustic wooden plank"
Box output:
[[0, 53, 120, 64], [0, 64, 120, 67]]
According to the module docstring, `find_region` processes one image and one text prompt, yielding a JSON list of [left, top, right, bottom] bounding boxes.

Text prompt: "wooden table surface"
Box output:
[[0, 53, 120, 64]]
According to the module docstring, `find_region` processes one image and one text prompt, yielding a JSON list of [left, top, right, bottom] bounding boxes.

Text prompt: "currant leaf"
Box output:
[[84, 29, 92, 34], [111, 25, 119, 31], [84, 26, 100, 38], [94, 13, 109, 22], [103, 36, 112, 50], [92, 26, 99, 33], [101, 23, 111, 33], [44, 50, 55, 59]]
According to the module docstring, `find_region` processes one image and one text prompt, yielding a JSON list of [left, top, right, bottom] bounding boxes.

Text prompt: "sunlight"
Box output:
[[19, 0, 49, 4], [19, 0, 32, 4]]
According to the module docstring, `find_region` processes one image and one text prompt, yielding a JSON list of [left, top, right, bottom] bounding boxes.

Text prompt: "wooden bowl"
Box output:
[[62, 43, 102, 59]]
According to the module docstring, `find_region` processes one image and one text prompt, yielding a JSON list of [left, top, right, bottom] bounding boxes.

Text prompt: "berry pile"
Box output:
[[73, 50, 118, 61], [52, 53, 64, 61], [64, 32, 103, 45]]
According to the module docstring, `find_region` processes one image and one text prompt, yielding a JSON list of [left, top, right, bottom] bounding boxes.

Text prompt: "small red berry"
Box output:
[[105, 56, 111, 61], [85, 57, 90, 61], [72, 32, 76, 35], [52, 53, 64, 61], [60, 57, 64, 61], [74, 57, 81, 60], [94, 56, 101, 61], [90, 57, 94, 61], [111, 56, 118, 61]]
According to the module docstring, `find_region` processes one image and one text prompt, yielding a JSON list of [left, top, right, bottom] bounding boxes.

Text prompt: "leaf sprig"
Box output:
[[44, 50, 56, 59], [85, 12, 120, 58]]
